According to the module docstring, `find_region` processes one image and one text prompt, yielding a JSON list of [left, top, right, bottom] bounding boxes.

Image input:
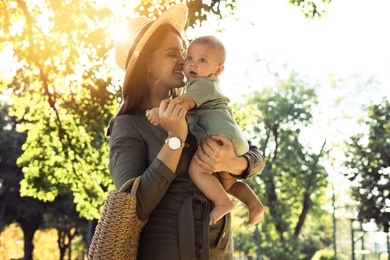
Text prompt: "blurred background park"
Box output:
[[0, 0, 389, 259]]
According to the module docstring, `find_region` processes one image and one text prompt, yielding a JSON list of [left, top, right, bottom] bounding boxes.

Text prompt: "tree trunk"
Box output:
[[67, 227, 77, 260], [294, 191, 311, 236], [19, 217, 41, 260], [58, 230, 67, 260], [58, 226, 78, 260], [254, 224, 262, 259], [265, 172, 285, 242], [266, 123, 286, 242], [87, 219, 98, 250]]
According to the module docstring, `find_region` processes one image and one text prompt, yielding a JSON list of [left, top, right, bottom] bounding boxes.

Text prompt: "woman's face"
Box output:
[[147, 31, 185, 94]]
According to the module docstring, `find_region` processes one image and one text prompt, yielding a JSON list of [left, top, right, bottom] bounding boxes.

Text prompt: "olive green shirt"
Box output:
[[107, 113, 265, 259], [186, 75, 249, 156]]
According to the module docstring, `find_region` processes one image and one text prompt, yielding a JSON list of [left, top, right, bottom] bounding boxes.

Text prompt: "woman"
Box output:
[[107, 4, 265, 259]]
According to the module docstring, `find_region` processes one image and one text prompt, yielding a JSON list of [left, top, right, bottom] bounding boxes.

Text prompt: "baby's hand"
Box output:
[[145, 108, 160, 126]]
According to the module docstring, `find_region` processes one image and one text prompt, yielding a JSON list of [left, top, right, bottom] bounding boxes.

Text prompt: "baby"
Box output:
[[146, 35, 264, 225]]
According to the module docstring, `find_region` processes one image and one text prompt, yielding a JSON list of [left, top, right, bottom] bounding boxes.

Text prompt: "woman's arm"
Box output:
[[108, 99, 188, 220], [155, 98, 188, 172], [241, 140, 266, 178], [108, 116, 176, 220], [193, 134, 265, 178]]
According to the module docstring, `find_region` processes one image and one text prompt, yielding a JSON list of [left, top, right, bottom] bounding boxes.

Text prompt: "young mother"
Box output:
[[107, 4, 265, 259]]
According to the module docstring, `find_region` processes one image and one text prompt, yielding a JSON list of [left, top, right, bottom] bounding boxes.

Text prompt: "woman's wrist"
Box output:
[[167, 130, 187, 141], [228, 155, 249, 176]]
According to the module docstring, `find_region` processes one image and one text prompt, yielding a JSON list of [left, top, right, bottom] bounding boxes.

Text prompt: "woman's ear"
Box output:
[[214, 64, 225, 76]]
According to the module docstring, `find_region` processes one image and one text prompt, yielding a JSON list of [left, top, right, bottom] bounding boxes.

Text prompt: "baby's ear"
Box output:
[[214, 64, 225, 76]]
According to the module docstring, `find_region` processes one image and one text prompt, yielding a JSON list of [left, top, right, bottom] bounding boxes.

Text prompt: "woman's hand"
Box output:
[[194, 134, 249, 175], [158, 98, 187, 140]]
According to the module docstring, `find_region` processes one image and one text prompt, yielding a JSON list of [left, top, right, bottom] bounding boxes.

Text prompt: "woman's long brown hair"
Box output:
[[116, 24, 183, 117]]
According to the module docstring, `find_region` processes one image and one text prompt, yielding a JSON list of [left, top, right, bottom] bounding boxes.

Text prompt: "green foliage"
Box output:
[[0, 0, 245, 220], [41, 194, 89, 258], [232, 73, 331, 258], [0, 101, 91, 258], [0, 101, 28, 230], [1, 0, 118, 219], [0, 0, 333, 224], [311, 248, 335, 260], [289, 0, 331, 18], [344, 98, 390, 232], [0, 0, 336, 257], [135, 0, 237, 27]]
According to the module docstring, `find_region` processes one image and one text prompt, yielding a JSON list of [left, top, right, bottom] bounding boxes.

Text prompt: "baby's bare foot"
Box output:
[[246, 202, 265, 226], [145, 109, 160, 126], [209, 201, 234, 225]]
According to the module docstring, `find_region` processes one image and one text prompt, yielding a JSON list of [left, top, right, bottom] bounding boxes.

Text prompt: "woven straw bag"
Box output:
[[88, 176, 147, 260]]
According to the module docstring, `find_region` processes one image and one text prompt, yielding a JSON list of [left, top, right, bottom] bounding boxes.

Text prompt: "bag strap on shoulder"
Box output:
[[119, 176, 142, 194]]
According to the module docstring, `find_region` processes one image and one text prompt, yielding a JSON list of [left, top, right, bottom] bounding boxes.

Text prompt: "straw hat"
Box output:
[[115, 3, 188, 95]]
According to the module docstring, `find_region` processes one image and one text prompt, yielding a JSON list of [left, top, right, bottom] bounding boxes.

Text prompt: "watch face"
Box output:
[[169, 137, 181, 150]]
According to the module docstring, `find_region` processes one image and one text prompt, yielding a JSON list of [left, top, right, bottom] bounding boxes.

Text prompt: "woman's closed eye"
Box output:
[[167, 50, 183, 59]]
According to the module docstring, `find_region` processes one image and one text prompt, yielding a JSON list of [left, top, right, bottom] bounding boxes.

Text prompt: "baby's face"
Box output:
[[184, 43, 222, 80]]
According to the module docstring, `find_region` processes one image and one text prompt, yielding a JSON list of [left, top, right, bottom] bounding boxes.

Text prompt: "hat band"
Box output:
[[125, 21, 154, 69]]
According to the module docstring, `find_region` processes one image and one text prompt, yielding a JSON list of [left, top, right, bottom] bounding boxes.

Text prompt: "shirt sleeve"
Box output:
[[108, 115, 176, 220], [235, 140, 266, 179]]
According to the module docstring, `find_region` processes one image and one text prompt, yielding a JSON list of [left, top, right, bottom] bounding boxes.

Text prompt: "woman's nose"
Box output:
[[178, 56, 184, 65]]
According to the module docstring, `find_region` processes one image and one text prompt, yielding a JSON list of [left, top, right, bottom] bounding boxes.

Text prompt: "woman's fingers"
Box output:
[[194, 149, 214, 172], [169, 99, 186, 117], [159, 99, 170, 110], [158, 98, 188, 139], [161, 99, 186, 117], [196, 141, 218, 172], [178, 105, 187, 118], [197, 135, 235, 173], [209, 134, 229, 146]]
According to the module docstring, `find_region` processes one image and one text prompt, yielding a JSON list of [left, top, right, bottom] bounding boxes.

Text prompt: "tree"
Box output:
[[42, 194, 89, 260], [343, 98, 390, 233], [0, 0, 257, 220], [0, 101, 47, 260], [0, 0, 332, 220], [289, 0, 331, 18], [0, 0, 334, 257], [1, 100, 90, 258], [0, 0, 120, 220], [232, 72, 331, 259]]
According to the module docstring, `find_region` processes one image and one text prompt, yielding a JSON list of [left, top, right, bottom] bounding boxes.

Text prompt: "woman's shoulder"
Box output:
[[112, 113, 141, 124], [109, 114, 140, 128], [107, 114, 148, 137]]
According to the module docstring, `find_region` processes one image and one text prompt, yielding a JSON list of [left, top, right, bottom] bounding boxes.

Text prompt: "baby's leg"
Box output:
[[219, 173, 265, 226], [189, 159, 234, 225], [145, 107, 160, 126]]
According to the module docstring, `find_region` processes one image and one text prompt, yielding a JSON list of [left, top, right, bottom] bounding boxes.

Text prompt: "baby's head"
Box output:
[[184, 35, 226, 80]]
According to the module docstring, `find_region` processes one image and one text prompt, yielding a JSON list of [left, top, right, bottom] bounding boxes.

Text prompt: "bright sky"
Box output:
[[188, 0, 390, 100], [192, 0, 390, 219], [187, 0, 390, 153], [2, 0, 389, 102], [2, 0, 389, 142]]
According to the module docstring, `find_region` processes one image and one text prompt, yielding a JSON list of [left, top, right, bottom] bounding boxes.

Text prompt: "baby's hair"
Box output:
[[190, 35, 226, 64]]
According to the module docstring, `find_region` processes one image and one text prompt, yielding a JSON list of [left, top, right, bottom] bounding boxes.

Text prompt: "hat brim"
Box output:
[[122, 3, 188, 95]]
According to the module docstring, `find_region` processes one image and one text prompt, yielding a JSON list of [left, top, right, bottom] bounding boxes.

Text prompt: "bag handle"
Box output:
[[119, 176, 142, 194]]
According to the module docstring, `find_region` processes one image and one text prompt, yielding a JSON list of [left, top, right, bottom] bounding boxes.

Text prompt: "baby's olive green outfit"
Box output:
[[186, 75, 249, 156], [108, 113, 264, 259]]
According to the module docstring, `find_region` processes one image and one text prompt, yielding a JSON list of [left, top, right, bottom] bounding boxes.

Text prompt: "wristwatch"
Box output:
[[165, 136, 185, 150]]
